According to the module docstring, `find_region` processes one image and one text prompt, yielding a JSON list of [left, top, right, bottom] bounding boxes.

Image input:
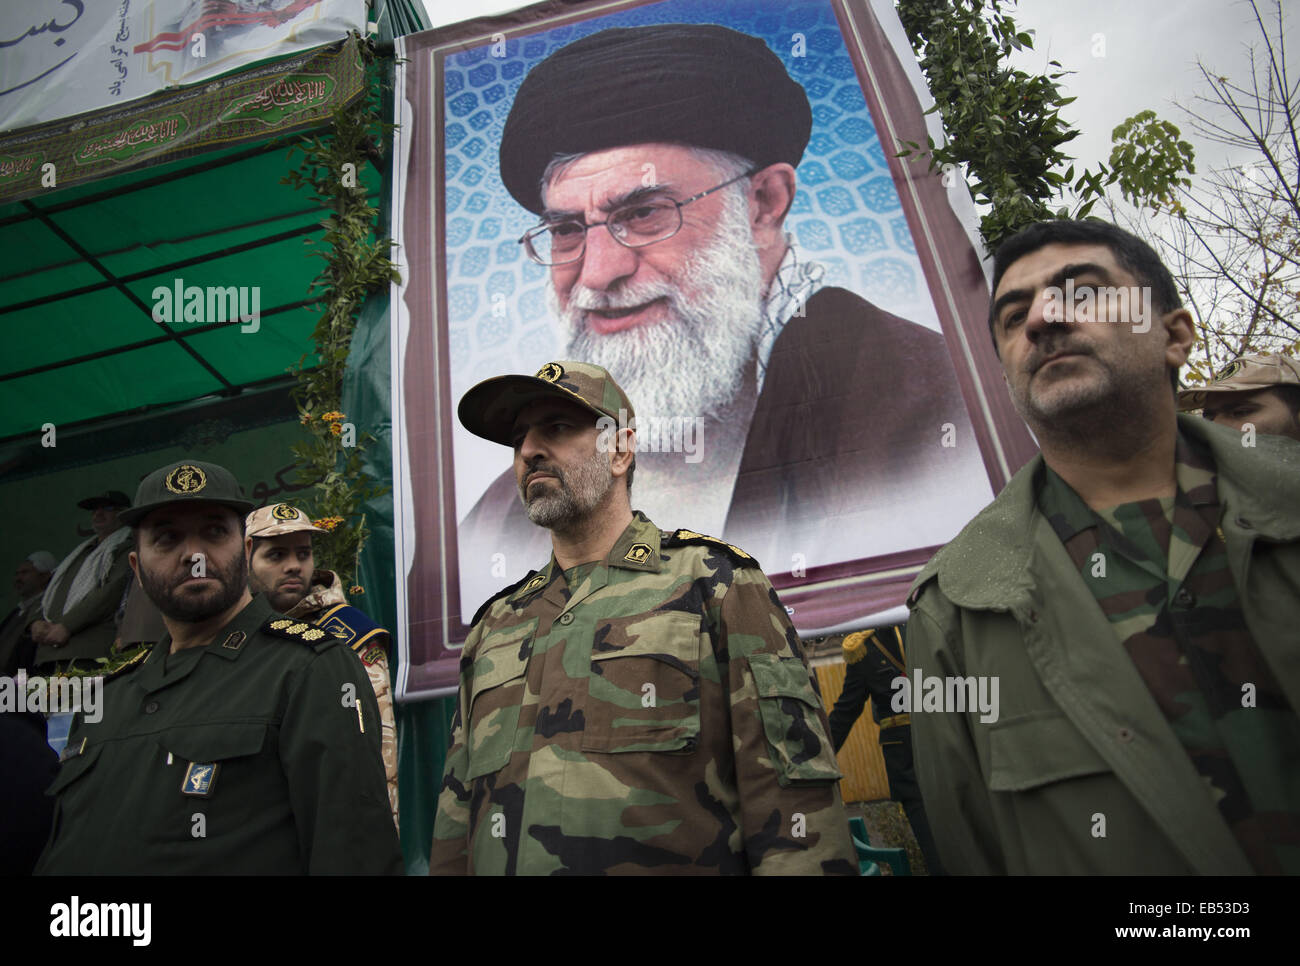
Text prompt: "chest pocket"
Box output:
[[583, 610, 701, 753], [988, 711, 1111, 791], [465, 633, 531, 780], [158, 722, 271, 799], [47, 742, 104, 796]]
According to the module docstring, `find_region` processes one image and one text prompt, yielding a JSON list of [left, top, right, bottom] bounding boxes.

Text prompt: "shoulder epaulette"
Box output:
[[263, 616, 335, 648], [315, 604, 388, 651], [662, 528, 759, 568], [842, 631, 870, 664], [471, 570, 541, 627]]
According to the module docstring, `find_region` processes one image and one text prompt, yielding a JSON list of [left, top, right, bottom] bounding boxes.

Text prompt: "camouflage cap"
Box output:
[[245, 503, 327, 539], [1178, 353, 1300, 410], [118, 460, 255, 527], [458, 360, 636, 446]]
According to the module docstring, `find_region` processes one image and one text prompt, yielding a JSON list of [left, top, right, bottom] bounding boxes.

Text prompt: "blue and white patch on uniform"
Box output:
[[181, 762, 219, 797]]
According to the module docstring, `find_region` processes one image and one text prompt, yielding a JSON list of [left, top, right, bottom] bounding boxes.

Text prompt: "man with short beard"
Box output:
[[37, 460, 401, 875], [245, 503, 400, 830], [906, 220, 1300, 874], [456, 23, 989, 611], [432, 361, 857, 875]]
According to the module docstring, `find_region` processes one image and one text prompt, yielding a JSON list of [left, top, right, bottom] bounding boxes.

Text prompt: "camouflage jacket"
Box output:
[[286, 570, 399, 832], [906, 416, 1300, 874], [430, 513, 857, 875]]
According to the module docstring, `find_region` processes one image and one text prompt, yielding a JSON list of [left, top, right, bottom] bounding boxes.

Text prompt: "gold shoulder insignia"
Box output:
[[286, 622, 309, 634], [664, 528, 757, 566], [270, 619, 293, 630], [517, 573, 548, 596], [301, 628, 326, 641]]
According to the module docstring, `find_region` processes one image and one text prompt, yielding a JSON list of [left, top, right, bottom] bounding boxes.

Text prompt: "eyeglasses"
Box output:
[[519, 169, 755, 266]]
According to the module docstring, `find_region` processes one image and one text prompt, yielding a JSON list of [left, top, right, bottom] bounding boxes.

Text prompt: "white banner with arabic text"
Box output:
[[0, 0, 365, 134]]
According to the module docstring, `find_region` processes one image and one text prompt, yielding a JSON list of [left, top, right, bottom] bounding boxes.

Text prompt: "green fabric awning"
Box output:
[[0, 118, 380, 446]]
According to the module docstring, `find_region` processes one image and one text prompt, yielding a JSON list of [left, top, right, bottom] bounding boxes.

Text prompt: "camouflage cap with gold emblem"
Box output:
[[457, 360, 636, 446], [245, 503, 327, 538], [118, 459, 255, 527], [1178, 353, 1300, 411]]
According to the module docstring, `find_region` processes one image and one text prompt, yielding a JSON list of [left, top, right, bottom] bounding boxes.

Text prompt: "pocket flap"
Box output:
[[590, 611, 700, 670], [160, 722, 268, 763], [469, 645, 529, 701], [46, 742, 103, 796], [749, 653, 818, 701], [989, 711, 1110, 791]]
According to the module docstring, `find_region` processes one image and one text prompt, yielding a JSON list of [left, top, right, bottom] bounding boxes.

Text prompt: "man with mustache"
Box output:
[[456, 23, 989, 611], [37, 460, 401, 874], [906, 220, 1300, 874], [432, 361, 857, 875], [245, 503, 399, 830]]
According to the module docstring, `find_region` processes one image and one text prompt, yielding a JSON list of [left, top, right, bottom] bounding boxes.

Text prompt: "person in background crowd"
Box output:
[[0, 551, 56, 676], [827, 624, 943, 874], [30, 490, 133, 670], [246, 503, 399, 831]]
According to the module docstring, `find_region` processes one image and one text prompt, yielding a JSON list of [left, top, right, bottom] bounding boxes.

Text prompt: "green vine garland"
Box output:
[[279, 37, 399, 592]]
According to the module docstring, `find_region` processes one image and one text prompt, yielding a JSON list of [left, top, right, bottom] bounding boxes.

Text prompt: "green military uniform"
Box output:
[[906, 416, 1300, 874], [430, 512, 857, 875], [36, 458, 402, 875], [36, 593, 402, 875]]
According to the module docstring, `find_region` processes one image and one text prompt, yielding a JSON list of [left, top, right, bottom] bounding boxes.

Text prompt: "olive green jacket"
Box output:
[[906, 416, 1300, 874]]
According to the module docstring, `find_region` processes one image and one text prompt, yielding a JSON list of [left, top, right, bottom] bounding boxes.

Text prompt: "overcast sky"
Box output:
[[418, 0, 1284, 186]]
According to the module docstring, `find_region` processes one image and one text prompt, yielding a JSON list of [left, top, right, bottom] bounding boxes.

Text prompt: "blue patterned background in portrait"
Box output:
[[440, 0, 938, 403]]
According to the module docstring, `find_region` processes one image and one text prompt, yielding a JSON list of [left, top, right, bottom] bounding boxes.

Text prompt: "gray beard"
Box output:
[[521, 447, 615, 532], [550, 186, 766, 424]]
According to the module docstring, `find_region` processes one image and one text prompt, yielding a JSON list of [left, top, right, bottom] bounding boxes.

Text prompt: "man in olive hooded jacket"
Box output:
[[907, 220, 1300, 875]]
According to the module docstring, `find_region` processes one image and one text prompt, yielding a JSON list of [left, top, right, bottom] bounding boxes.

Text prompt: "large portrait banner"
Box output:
[[390, 0, 1036, 699]]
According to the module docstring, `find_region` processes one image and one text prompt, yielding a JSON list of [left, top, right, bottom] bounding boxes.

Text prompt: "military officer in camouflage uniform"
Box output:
[[37, 459, 402, 875], [432, 361, 857, 875], [246, 502, 400, 830], [908, 220, 1300, 874]]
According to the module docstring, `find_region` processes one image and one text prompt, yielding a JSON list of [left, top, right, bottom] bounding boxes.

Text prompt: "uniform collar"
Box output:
[[137, 595, 275, 691], [509, 511, 665, 606], [913, 414, 1300, 610]]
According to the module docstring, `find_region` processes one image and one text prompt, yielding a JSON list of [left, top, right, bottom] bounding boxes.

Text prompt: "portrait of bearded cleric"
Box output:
[[442, 10, 995, 621], [379, 0, 1026, 670]]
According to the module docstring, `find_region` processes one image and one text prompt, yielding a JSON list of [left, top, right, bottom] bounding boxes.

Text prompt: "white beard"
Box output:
[[549, 187, 766, 424]]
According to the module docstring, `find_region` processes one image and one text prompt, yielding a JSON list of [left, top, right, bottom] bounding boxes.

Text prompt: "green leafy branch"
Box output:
[[895, 0, 1194, 250], [279, 38, 398, 591]]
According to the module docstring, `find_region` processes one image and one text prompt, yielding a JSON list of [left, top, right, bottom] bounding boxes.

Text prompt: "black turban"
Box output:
[[499, 23, 813, 214]]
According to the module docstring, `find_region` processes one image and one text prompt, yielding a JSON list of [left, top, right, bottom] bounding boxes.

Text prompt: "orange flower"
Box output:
[[315, 516, 344, 532], [330, 422, 343, 436], [349, 585, 364, 596], [320, 410, 346, 422]]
